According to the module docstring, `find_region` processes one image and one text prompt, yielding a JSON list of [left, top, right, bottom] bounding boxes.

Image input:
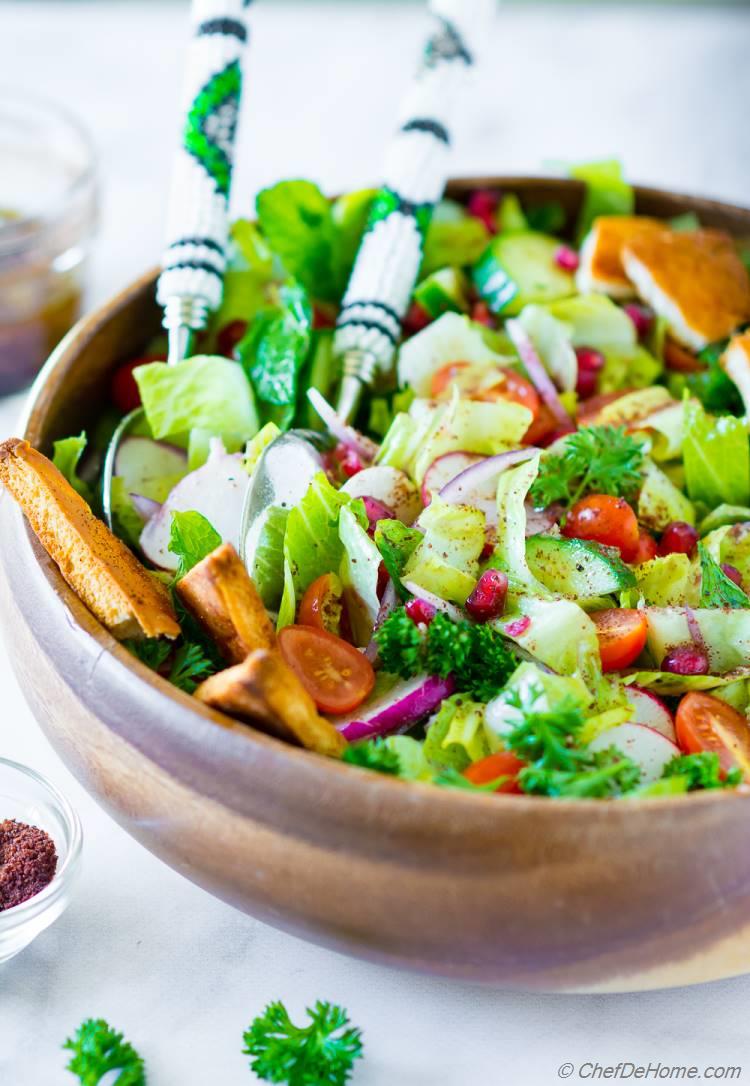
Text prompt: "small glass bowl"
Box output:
[[0, 757, 82, 964]]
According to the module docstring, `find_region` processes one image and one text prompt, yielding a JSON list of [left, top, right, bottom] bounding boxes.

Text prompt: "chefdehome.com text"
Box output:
[[557, 1063, 742, 1080]]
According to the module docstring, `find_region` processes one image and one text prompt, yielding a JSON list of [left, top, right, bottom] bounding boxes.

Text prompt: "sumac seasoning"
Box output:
[[0, 819, 58, 910]]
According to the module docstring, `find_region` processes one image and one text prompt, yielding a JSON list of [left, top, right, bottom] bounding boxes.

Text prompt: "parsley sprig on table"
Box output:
[[63, 1019, 145, 1086], [530, 425, 645, 508], [243, 1000, 363, 1085], [375, 608, 517, 702]]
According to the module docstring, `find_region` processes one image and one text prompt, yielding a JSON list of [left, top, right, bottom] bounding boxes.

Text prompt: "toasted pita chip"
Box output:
[[195, 649, 346, 757], [622, 229, 750, 351], [176, 542, 275, 665], [576, 216, 666, 298], [0, 438, 180, 640], [722, 330, 750, 418]]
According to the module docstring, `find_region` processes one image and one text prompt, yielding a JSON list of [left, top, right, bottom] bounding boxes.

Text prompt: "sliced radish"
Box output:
[[307, 388, 378, 461], [588, 722, 680, 783], [140, 438, 250, 571], [625, 687, 676, 741], [506, 319, 572, 428], [342, 465, 422, 524], [130, 493, 162, 522], [525, 501, 561, 536], [338, 674, 456, 742], [114, 436, 187, 500], [421, 451, 484, 507]]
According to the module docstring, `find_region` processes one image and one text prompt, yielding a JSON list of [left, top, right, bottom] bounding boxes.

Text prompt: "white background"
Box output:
[[2, 2, 750, 1083]]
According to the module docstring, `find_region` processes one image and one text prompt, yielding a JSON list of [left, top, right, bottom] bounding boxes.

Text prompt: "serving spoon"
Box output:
[[102, 0, 251, 529], [241, 0, 496, 573]]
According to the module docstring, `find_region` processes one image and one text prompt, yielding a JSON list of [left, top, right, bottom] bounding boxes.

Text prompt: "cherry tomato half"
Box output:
[[110, 356, 164, 413], [591, 608, 649, 672], [278, 624, 375, 715], [523, 402, 559, 446], [562, 494, 640, 562], [298, 573, 345, 636], [430, 361, 471, 398], [631, 530, 658, 565], [463, 751, 525, 793], [675, 692, 750, 778]]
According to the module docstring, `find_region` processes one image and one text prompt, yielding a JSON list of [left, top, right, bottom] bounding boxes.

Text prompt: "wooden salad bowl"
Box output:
[[3, 178, 750, 992]]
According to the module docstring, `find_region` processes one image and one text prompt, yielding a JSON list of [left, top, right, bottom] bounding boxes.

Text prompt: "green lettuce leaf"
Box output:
[[683, 398, 750, 507], [397, 312, 504, 397], [547, 292, 636, 355], [500, 597, 603, 694], [637, 458, 695, 532], [339, 504, 381, 644], [421, 216, 490, 278], [52, 431, 93, 504], [424, 694, 491, 772], [110, 477, 144, 548], [277, 472, 352, 626], [569, 158, 634, 242], [633, 553, 696, 607], [331, 188, 376, 286], [249, 504, 290, 610], [374, 519, 423, 600], [402, 497, 484, 605], [134, 356, 258, 444], [698, 543, 750, 608], [236, 281, 313, 428], [383, 736, 434, 781], [256, 179, 339, 301], [643, 608, 750, 674], [244, 422, 282, 475], [491, 455, 552, 598], [169, 510, 221, 579], [623, 669, 750, 697]]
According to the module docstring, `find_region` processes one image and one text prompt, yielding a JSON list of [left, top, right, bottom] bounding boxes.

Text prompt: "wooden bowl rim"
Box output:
[[14, 175, 750, 816]]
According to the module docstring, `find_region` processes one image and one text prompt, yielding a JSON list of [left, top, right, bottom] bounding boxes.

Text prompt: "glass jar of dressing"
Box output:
[[0, 94, 97, 396]]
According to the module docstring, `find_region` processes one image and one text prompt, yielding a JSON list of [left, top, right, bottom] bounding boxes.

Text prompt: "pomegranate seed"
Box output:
[[538, 423, 576, 448], [216, 319, 248, 358], [405, 598, 436, 626], [362, 496, 394, 536], [722, 563, 744, 589], [554, 245, 580, 272], [575, 347, 606, 398], [377, 562, 390, 600], [661, 645, 710, 675], [403, 301, 432, 336], [504, 616, 531, 638], [465, 569, 509, 623], [658, 521, 699, 558], [467, 189, 500, 234], [471, 300, 495, 328], [623, 303, 654, 341], [333, 443, 364, 478]]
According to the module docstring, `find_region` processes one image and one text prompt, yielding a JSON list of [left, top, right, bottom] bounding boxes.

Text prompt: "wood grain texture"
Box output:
[[3, 180, 750, 991]]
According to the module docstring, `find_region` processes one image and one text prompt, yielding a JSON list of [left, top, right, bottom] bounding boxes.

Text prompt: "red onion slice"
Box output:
[[506, 319, 572, 428], [339, 674, 456, 742], [438, 447, 540, 506], [130, 493, 162, 522], [307, 388, 378, 461]]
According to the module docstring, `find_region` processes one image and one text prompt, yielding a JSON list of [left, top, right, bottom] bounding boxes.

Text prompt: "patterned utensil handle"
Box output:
[[156, 0, 252, 362], [335, 0, 496, 420]]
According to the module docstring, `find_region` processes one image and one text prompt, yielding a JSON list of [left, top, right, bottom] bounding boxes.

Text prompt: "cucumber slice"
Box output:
[[526, 535, 636, 598], [472, 231, 576, 317], [413, 267, 469, 319]]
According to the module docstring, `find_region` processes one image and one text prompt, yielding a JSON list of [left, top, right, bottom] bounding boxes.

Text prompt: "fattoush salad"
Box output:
[[4, 164, 750, 800]]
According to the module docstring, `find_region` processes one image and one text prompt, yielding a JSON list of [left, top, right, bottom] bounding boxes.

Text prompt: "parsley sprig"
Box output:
[[663, 751, 742, 790], [243, 1000, 363, 1086], [375, 608, 517, 702], [64, 1019, 145, 1086], [530, 425, 645, 508]]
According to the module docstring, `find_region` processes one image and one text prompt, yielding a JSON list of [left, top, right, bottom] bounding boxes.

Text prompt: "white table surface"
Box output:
[[2, 2, 750, 1083]]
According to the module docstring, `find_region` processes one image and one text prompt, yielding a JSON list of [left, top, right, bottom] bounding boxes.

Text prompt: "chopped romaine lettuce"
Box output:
[[331, 188, 376, 286], [599, 345, 663, 394], [491, 455, 552, 598], [52, 431, 93, 503], [244, 422, 282, 475], [383, 735, 434, 781], [235, 280, 313, 429], [623, 669, 750, 697], [637, 459, 695, 531], [300, 331, 341, 429], [402, 497, 484, 604], [633, 553, 696, 607], [230, 218, 274, 275], [374, 519, 423, 600], [699, 505, 750, 535], [517, 304, 577, 391], [683, 398, 750, 507], [248, 503, 289, 610], [547, 293, 636, 354], [256, 180, 339, 301], [643, 608, 750, 674], [498, 193, 528, 233], [424, 695, 491, 771], [110, 476, 144, 548], [277, 472, 352, 626], [134, 356, 258, 445], [500, 596, 603, 694], [169, 510, 221, 578], [397, 312, 504, 396], [569, 159, 634, 242], [339, 504, 381, 644]]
